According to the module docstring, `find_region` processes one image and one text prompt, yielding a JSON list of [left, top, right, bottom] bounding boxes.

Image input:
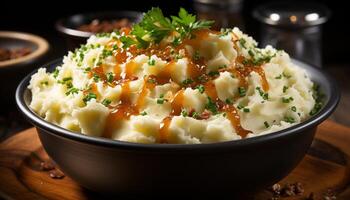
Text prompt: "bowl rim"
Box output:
[[16, 58, 340, 151], [55, 10, 143, 38], [0, 31, 49, 68]]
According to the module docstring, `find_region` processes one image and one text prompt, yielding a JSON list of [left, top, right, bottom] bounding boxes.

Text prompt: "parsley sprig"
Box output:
[[129, 7, 213, 48]]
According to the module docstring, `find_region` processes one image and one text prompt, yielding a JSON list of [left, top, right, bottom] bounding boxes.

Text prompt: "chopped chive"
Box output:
[[102, 99, 112, 107], [243, 108, 250, 113], [282, 97, 294, 103], [83, 93, 97, 104], [52, 68, 59, 78], [65, 87, 79, 96], [238, 87, 246, 97], [205, 97, 218, 114], [275, 74, 282, 79], [284, 116, 295, 123], [181, 109, 188, 117], [148, 58, 156, 65], [225, 98, 233, 105], [182, 78, 194, 86], [264, 121, 270, 128], [106, 72, 114, 83], [41, 81, 49, 86], [195, 85, 205, 93], [291, 106, 297, 112]]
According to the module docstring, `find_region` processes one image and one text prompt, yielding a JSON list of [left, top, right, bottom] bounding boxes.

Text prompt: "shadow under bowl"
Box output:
[[16, 59, 339, 197]]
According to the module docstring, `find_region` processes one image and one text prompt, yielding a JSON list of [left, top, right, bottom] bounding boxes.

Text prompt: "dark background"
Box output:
[[0, 0, 349, 66]]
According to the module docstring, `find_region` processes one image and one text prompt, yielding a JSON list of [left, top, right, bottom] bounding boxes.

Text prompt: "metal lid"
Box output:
[[252, 2, 331, 28]]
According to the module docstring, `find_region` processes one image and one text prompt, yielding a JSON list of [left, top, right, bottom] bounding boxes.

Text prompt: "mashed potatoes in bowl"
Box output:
[[28, 8, 321, 144]]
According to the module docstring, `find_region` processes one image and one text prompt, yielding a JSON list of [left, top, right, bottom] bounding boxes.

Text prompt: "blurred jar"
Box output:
[[253, 2, 330, 67], [193, 0, 245, 30]]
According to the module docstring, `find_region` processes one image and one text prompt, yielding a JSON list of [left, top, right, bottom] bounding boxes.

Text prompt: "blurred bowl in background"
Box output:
[[55, 11, 142, 51], [0, 31, 49, 108]]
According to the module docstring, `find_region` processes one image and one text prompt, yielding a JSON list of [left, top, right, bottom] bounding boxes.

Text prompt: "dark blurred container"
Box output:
[[56, 11, 142, 51], [253, 2, 330, 67], [193, 0, 245, 30], [0, 31, 49, 110]]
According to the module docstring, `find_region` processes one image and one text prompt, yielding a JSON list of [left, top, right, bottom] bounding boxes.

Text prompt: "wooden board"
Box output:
[[1, 120, 350, 199]]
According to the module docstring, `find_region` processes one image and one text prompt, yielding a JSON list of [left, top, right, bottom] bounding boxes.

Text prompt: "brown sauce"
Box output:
[[158, 116, 172, 143], [223, 105, 250, 138], [99, 29, 271, 140]]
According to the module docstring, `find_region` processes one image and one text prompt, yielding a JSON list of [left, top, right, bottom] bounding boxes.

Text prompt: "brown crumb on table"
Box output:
[[269, 182, 304, 198], [40, 160, 55, 171], [49, 169, 65, 179], [323, 189, 337, 200], [39, 160, 65, 179], [305, 192, 314, 200]]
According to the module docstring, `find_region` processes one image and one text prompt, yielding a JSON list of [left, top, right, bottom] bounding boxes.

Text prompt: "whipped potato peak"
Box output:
[[28, 8, 318, 144]]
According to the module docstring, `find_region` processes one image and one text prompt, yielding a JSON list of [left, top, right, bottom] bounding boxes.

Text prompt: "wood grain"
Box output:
[[1, 120, 350, 200]]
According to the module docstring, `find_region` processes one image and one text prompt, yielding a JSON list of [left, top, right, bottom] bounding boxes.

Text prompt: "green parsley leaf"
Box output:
[[120, 36, 136, 49]]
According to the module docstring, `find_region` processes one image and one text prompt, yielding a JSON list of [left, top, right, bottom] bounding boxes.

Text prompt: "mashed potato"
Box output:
[[28, 17, 317, 144]]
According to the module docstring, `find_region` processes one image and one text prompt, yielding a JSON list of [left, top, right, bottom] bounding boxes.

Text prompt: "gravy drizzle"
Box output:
[[94, 29, 270, 140]]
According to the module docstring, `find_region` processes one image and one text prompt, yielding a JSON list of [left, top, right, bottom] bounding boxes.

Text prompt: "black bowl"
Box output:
[[16, 58, 339, 197], [56, 11, 142, 51]]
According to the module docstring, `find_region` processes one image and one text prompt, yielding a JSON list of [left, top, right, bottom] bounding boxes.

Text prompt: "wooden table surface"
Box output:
[[1, 120, 350, 199]]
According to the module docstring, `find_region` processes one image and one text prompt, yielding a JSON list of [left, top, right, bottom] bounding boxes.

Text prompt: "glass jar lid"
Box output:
[[252, 2, 331, 28]]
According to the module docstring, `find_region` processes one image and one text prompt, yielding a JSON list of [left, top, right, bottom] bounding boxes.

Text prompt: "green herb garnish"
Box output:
[[102, 98, 112, 107], [256, 87, 269, 100], [182, 78, 194, 86], [181, 109, 188, 117], [106, 72, 114, 83], [205, 97, 218, 114], [195, 85, 205, 93], [83, 93, 97, 104], [264, 121, 270, 128], [238, 87, 246, 97], [243, 108, 250, 113], [282, 97, 294, 103], [65, 87, 79, 96], [284, 116, 295, 123], [130, 7, 214, 48]]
